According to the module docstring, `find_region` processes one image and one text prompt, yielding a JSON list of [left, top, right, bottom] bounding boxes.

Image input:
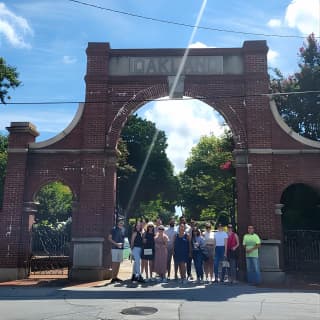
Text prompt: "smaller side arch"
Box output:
[[26, 176, 78, 205]]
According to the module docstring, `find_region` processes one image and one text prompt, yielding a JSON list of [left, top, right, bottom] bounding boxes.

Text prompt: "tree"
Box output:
[[178, 130, 234, 222], [35, 182, 73, 225], [270, 33, 320, 141], [0, 57, 21, 104], [0, 134, 8, 207], [117, 115, 178, 218]]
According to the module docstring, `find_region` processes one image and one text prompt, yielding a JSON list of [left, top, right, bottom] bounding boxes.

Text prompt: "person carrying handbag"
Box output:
[[227, 224, 240, 284]]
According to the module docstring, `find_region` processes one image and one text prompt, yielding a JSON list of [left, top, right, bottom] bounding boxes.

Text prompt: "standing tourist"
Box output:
[[191, 228, 205, 283], [165, 217, 177, 280], [108, 219, 125, 283], [226, 224, 240, 284], [130, 221, 145, 282], [202, 222, 215, 283], [154, 225, 169, 282], [154, 217, 162, 233], [214, 223, 228, 282], [186, 219, 197, 280], [243, 225, 261, 285], [173, 223, 191, 284], [141, 222, 155, 282]]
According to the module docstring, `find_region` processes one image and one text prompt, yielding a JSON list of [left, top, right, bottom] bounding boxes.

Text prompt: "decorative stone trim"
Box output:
[[270, 99, 320, 149], [29, 103, 85, 149], [275, 204, 284, 215]]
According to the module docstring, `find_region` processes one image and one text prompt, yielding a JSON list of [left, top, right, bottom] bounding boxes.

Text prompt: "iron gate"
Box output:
[[29, 224, 71, 276], [283, 230, 320, 272]]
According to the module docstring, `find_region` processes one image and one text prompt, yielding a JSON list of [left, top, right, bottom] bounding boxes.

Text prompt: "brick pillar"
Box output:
[[241, 42, 285, 282], [103, 149, 117, 272], [0, 122, 38, 281], [70, 149, 117, 281]]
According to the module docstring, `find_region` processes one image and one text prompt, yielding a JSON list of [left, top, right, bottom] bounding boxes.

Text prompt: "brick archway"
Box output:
[[1, 40, 320, 282]]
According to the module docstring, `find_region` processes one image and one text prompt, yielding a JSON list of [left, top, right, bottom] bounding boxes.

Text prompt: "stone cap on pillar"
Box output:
[[6, 122, 39, 147], [7, 122, 39, 136]]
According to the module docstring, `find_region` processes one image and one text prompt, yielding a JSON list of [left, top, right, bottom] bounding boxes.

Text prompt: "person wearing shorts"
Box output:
[[108, 219, 125, 283]]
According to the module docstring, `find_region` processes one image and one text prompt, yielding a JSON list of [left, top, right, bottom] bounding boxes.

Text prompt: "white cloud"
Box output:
[[267, 49, 279, 64], [189, 41, 209, 48], [140, 98, 226, 172], [189, 41, 216, 49], [267, 19, 281, 28], [0, 2, 33, 48], [285, 0, 320, 36], [62, 55, 77, 64]]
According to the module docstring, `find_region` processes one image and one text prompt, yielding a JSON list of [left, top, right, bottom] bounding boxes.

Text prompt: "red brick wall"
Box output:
[[1, 40, 320, 275]]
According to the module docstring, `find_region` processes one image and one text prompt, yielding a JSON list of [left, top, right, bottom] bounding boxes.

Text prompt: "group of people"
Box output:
[[108, 216, 262, 285]]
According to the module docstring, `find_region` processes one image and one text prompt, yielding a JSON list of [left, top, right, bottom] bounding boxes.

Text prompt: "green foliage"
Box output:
[[179, 130, 235, 221], [0, 57, 21, 104], [35, 182, 73, 224], [117, 115, 178, 217], [137, 196, 174, 225], [270, 33, 320, 141], [0, 134, 8, 207]]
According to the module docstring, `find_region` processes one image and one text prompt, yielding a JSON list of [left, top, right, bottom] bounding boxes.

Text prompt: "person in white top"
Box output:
[[214, 223, 228, 282], [202, 222, 215, 283], [165, 217, 177, 279]]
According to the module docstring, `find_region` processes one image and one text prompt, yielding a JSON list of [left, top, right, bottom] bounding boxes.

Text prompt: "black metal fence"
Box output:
[[29, 224, 71, 276], [283, 230, 320, 272]]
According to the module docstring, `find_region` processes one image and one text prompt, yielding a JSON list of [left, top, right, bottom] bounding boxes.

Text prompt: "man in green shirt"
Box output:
[[242, 225, 261, 285]]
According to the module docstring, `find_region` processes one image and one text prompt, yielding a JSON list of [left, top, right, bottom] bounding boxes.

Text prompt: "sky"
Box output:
[[0, 0, 319, 172]]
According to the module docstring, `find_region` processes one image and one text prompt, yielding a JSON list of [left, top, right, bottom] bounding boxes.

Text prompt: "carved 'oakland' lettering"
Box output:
[[125, 56, 224, 75]]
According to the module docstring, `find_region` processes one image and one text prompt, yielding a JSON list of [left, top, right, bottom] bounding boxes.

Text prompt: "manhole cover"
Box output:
[[121, 306, 158, 315]]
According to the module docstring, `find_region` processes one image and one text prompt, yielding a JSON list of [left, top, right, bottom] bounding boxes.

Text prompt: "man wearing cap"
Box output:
[[108, 219, 125, 283]]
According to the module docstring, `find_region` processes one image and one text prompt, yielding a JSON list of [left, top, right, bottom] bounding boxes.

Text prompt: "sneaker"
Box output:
[[110, 278, 117, 283], [137, 275, 145, 283], [182, 279, 188, 285], [131, 274, 137, 282]]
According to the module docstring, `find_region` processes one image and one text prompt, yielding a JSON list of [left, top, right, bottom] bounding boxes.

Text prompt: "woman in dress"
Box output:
[[202, 222, 215, 283], [173, 222, 191, 284], [141, 222, 155, 281], [130, 221, 145, 282], [153, 225, 169, 282]]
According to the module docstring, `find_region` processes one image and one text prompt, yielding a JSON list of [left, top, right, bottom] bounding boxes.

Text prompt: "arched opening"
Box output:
[[281, 183, 320, 231], [281, 183, 320, 272], [116, 96, 237, 228], [29, 181, 74, 279]]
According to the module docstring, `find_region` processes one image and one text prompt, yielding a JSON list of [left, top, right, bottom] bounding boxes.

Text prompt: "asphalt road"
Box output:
[[0, 279, 319, 320]]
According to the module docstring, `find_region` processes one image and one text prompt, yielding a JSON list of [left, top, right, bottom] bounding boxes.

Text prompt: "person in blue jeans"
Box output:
[[214, 223, 228, 282], [191, 228, 205, 283], [243, 225, 261, 285]]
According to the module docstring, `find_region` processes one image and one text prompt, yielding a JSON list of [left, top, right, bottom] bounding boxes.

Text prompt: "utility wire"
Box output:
[[67, 0, 317, 39], [3, 90, 320, 105]]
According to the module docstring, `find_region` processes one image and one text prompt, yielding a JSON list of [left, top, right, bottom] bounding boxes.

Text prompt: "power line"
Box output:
[[67, 0, 317, 39], [3, 90, 320, 105]]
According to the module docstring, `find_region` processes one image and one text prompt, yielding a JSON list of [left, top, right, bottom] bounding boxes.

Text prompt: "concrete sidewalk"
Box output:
[[0, 260, 319, 320], [0, 271, 319, 320]]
